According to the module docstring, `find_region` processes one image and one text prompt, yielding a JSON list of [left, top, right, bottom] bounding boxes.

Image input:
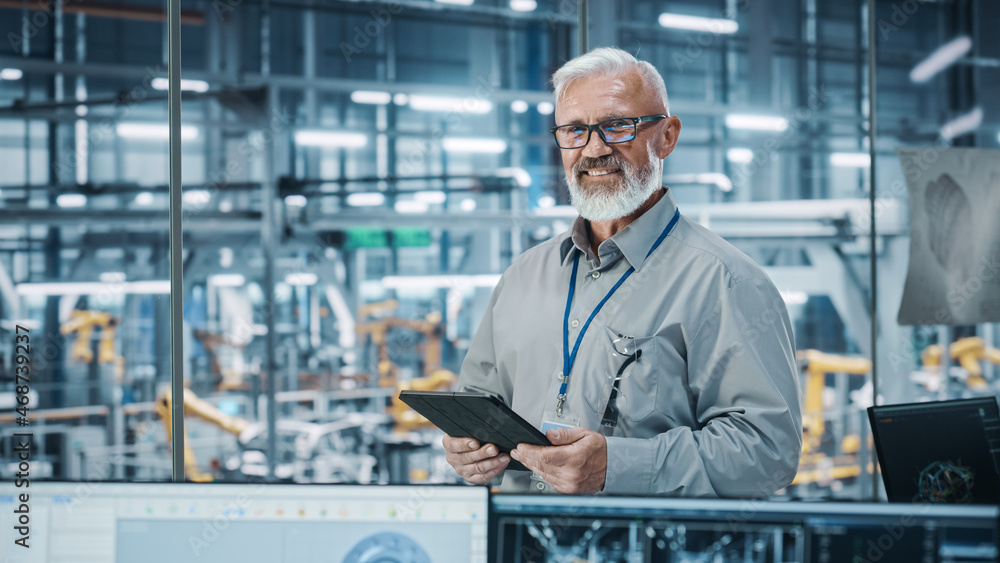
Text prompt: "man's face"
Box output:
[[555, 70, 679, 221]]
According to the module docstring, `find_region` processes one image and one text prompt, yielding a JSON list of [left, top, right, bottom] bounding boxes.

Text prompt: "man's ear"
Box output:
[[659, 116, 682, 159]]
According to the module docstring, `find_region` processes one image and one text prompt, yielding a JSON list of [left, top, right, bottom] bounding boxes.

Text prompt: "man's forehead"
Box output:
[[556, 71, 649, 120]]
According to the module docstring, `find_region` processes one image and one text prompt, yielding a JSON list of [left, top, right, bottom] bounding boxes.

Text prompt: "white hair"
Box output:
[[551, 47, 670, 115]]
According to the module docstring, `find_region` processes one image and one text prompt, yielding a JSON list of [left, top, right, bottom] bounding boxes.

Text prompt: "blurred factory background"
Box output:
[[0, 0, 997, 501]]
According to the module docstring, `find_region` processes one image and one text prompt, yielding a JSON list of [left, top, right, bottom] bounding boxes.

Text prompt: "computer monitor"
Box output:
[[0, 481, 488, 563], [868, 397, 1000, 504], [490, 495, 999, 563]]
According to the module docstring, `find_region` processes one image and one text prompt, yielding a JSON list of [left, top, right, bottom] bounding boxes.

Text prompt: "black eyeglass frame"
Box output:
[[550, 114, 668, 149]]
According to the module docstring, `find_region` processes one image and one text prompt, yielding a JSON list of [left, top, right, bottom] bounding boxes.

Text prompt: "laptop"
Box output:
[[868, 397, 1000, 504]]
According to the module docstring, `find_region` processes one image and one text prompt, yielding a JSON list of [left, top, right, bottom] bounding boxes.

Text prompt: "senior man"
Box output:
[[442, 47, 802, 496]]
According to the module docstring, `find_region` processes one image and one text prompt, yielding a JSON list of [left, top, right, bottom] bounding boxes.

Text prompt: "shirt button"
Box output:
[[535, 481, 546, 491], [556, 372, 564, 381], [570, 319, 580, 328], [591, 271, 601, 279]]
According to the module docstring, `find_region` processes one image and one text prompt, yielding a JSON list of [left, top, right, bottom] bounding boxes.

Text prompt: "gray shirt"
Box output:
[[459, 188, 802, 497]]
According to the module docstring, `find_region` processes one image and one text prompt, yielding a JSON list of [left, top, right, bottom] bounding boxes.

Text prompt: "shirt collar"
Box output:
[[559, 187, 678, 271]]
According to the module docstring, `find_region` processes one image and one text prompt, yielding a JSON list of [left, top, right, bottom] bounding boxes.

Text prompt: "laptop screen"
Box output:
[[0, 482, 488, 563], [869, 397, 1000, 504]]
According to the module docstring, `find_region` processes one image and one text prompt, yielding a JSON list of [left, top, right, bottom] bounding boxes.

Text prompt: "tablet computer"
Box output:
[[398, 390, 551, 472]]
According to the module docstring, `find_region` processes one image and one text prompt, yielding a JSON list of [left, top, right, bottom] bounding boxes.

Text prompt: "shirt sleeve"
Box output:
[[603, 277, 803, 497], [457, 277, 513, 402]]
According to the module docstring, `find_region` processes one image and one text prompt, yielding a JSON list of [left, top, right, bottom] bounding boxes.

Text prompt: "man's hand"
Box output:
[[510, 427, 607, 494], [442, 434, 510, 484]]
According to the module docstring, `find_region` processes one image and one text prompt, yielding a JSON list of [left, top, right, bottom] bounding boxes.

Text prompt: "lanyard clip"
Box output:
[[555, 393, 566, 415]]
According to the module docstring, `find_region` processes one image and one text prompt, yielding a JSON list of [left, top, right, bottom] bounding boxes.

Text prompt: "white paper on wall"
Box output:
[[897, 147, 1000, 326]]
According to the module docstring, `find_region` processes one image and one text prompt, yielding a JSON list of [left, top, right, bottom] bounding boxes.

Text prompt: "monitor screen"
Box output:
[[0, 482, 488, 563], [490, 496, 999, 563], [869, 397, 1000, 504]]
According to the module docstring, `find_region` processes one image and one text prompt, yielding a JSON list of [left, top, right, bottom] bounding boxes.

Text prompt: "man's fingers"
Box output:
[[458, 443, 498, 466], [442, 434, 479, 453], [546, 427, 588, 445], [471, 454, 510, 479]]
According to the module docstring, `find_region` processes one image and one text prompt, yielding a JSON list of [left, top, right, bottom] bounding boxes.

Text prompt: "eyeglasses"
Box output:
[[551, 114, 667, 149]]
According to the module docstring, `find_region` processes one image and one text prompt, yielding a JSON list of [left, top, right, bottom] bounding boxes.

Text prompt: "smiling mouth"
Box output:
[[582, 168, 621, 177]]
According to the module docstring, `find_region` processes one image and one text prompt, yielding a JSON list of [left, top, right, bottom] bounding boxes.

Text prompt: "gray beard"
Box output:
[[566, 143, 663, 222]]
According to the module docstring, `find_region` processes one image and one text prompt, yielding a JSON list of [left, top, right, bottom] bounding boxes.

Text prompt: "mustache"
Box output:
[[573, 155, 627, 174]]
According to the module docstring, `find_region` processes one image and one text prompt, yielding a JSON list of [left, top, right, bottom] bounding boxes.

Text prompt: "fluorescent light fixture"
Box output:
[[408, 95, 492, 114], [183, 190, 212, 206], [295, 130, 367, 148], [727, 148, 754, 163], [510, 0, 536, 11], [940, 107, 983, 140], [346, 192, 385, 207], [435, 0, 474, 5], [151, 77, 210, 93], [99, 272, 126, 283], [284, 195, 308, 207], [830, 152, 871, 168], [116, 123, 199, 140], [442, 137, 507, 153], [460, 198, 477, 211], [381, 274, 501, 290], [537, 102, 554, 115], [0, 68, 24, 80], [780, 290, 808, 305], [395, 200, 430, 214], [414, 190, 447, 204], [510, 100, 529, 113], [496, 167, 531, 187], [219, 247, 234, 268], [725, 114, 788, 132], [209, 273, 245, 287], [910, 36, 972, 83], [16, 280, 170, 296], [134, 192, 154, 206], [537, 195, 556, 208], [56, 194, 87, 208], [393, 93, 409, 106], [285, 272, 318, 286], [658, 13, 738, 34], [351, 90, 392, 105], [75, 105, 88, 116]]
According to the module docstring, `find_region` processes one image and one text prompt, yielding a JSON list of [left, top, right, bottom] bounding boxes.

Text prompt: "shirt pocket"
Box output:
[[583, 326, 659, 423]]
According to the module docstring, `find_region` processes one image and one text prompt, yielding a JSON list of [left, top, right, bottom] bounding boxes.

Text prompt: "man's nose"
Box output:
[[582, 130, 613, 158]]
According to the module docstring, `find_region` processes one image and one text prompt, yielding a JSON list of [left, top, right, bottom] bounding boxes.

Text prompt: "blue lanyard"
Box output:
[[556, 208, 680, 414]]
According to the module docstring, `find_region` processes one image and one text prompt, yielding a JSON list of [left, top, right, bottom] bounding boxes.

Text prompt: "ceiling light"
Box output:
[[414, 190, 447, 204], [393, 93, 409, 105], [56, 194, 87, 208], [496, 167, 531, 187], [940, 107, 983, 140], [510, 0, 536, 11], [830, 152, 871, 168], [910, 36, 972, 83], [725, 114, 789, 132], [460, 198, 477, 211], [780, 290, 808, 305], [0, 68, 24, 80], [510, 100, 529, 113], [537, 195, 556, 208], [537, 102, 554, 115], [408, 95, 492, 114], [395, 200, 429, 214], [435, 0, 474, 5], [727, 148, 754, 163], [134, 192, 154, 206], [695, 173, 733, 192], [658, 13, 738, 34], [284, 195, 308, 207], [442, 137, 507, 153], [346, 192, 385, 207], [351, 90, 392, 105], [16, 280, 170, 296], [116, 123, 199, 140], [295, 130, 367, 148], [209, 273, 245, 287], [219, 247, 233, 269], [151, 77, 210, 93], [285, 272, 318, 286]]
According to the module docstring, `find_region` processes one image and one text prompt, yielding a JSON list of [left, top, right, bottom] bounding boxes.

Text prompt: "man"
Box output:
[[442, 47, 802, 496]]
